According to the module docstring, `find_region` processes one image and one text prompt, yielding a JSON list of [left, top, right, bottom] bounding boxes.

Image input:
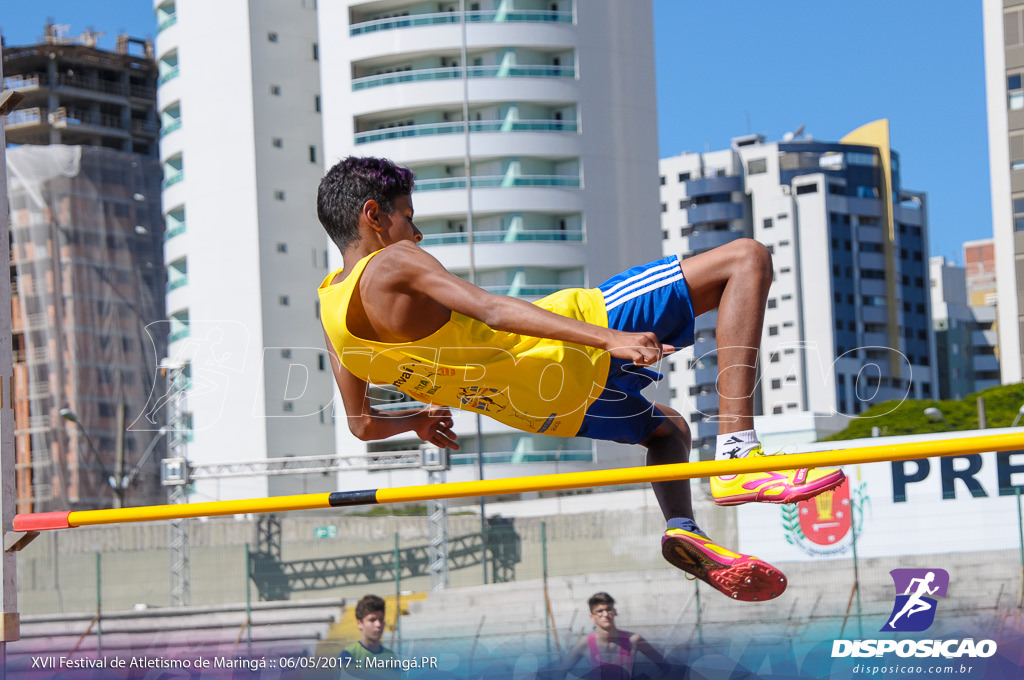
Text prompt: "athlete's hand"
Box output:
[[605, 330, 675, 367], [414, 406, 460, 450]]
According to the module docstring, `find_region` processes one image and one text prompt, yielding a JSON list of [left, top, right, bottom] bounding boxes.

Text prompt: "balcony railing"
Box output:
[[158, 68, 180, 85], [420, 229, 583, 246], [160, 119, 182, 137], [165, 222, 186, 240], [450, 449, 594, 465], [5, 107, 43, 128], [350, 9, 573, 35], [355, 118, 577, 144], [158, 15, 178, 32], [481, 283, 565, 297], [353, 64, 574, 90], [415, 174, 581, 192], [3, 74, 40, 91], [169, 325, 190, 343], [167, 277, 187, 292], [162, 171, 184, 189]]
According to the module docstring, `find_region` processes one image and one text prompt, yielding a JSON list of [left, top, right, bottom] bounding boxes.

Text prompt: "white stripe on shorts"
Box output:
[[601, 259, 679, 300], [605, 272, 684, 311], [604, 265, 682, 306]]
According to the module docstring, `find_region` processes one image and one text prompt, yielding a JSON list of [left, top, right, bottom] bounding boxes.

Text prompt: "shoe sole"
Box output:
[[712, 469, 847, 507], [661, 535, 787, 602]]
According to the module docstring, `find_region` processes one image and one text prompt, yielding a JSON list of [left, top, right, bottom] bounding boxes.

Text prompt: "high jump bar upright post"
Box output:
[[11, 431, 1024, 533], [0, 62, 27, 647]]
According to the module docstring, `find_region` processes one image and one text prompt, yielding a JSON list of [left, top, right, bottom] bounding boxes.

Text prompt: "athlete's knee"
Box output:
[[648, 405, 691, 449], [731, 238, 773, 284]]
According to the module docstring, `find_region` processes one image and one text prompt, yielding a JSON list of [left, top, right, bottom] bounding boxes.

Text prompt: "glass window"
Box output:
[[748, 158, 767, 174], [1010, 73, 1024, 110]]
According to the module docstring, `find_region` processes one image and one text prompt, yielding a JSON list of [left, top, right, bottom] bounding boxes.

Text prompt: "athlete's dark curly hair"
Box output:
[[588, 592, 616, 612], [317, 156, 415, 252], [354, 594, 386, 621]]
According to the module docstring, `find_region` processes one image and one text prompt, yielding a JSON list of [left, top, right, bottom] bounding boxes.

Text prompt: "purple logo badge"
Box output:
[[881, 568, 949, 632]]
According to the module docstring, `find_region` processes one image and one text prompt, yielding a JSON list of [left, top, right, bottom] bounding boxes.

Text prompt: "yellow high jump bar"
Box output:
[[13, 431, 1024, 532]]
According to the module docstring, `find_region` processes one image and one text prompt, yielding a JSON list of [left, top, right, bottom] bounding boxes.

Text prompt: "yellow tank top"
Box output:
[[318, 250, 611, 437]]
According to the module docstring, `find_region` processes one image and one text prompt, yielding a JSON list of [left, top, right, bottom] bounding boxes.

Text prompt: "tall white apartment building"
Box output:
[[984, 0, 1024, 383], [154, 0, 336, 501], [660, 124, 937, 459], [317, 0, 662, 489]]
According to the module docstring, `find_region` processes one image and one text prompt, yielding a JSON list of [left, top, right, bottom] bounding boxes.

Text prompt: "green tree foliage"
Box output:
[[824, 383, 1024, 441]]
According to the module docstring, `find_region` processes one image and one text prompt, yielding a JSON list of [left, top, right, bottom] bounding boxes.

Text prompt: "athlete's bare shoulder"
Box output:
[[367, 240, 447, 291]]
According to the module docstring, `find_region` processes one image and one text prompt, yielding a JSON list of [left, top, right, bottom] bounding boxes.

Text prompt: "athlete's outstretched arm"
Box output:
[[323, 328, 459, 448], [383, 241, 674, 366]]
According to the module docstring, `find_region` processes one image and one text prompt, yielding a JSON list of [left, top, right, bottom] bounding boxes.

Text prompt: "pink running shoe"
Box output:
[[711, 444, 846, 506], [661, 528, 787, 602]]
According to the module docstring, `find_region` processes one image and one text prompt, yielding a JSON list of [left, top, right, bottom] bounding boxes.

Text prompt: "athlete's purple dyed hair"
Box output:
[[317, 156, 415, 252]]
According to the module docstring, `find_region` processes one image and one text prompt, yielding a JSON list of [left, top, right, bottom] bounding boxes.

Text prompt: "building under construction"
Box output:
[[2, 24, 158, 155], [4, 26, 167, 513], [7, 145, 166, 513]]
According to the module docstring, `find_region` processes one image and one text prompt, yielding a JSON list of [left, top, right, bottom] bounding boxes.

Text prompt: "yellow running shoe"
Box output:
[[710, 444, 846, 506], [661, 528, 787, 601]]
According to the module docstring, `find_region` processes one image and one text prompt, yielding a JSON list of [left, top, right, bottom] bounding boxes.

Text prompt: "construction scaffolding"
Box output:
[[6, 145, 166, 513]]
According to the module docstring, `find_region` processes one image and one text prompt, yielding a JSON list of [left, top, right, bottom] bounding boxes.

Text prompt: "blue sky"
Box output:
[[1, 1, 991, 263]]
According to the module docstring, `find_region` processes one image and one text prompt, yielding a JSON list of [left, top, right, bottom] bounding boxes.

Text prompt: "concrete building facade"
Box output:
[[3, 29, 166, 511], [316, 0, 663, 490], [3, 25, 158, 156], [660, 124, 936, 459], [7, 146, 166, 512], [930, 256, 1000, 399], [153, 0, 336, 501], [983, 0, 1024, 384]]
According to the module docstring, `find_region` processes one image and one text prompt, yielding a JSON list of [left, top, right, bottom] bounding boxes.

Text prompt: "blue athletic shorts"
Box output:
[[575, 255, 696, 445]]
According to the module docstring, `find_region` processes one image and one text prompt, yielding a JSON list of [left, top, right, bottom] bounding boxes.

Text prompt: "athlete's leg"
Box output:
[[678, 238, 772, 435], [642, 403, 693, 520], [679, 238, 846, 505]]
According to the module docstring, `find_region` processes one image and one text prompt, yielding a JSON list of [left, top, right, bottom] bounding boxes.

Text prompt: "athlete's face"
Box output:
[[357, 611, 386, 645], [590, 605, 617, 632], [379, 194, 421, 245]]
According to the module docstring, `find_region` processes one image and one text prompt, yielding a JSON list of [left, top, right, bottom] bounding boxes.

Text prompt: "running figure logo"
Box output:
[[881, 568, 949, 632]]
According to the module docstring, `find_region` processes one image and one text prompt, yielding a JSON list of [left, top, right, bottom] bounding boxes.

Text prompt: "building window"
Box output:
[[768, 325, 779, 336], [659, 176, 666, 185], [315, 95, 321, 112], [795, 183, 818, 195], [283, 401, 294, 412], [271, 84, 282, 96], [318, 354, 327, 371], [763, 217, 773, 229], [1014, 197, 1024, 231], [767, 298, 777, 309], [279, 295, 290, 306], [660, 203, 667, 213], [771, 379, 781, 389], [272, 137, 283, 148], [312, 43, 319, 61], [281, 348, 292, 358], [268, 31, 279, 42], [276, 242, 287, 253], [678, 172, 690, 182], [309, 145, 317, 163], [748, 158, 767, 174], [1011, 74, 1024, 110], [274, 190, 286, 201]]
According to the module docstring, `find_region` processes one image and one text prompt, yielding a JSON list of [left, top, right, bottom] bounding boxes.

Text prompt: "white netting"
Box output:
[[7, 144, 166, 511]]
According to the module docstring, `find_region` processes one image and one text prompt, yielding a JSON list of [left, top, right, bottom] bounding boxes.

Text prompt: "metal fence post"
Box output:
[[95, 551, 102, 656]]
